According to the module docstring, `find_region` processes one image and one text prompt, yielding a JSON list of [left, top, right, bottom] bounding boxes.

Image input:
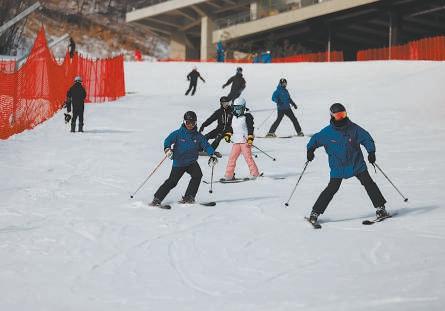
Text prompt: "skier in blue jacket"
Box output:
[[306, 103, 388, 224], [266, 78, 304, 137], [150, 111, 218, 208]]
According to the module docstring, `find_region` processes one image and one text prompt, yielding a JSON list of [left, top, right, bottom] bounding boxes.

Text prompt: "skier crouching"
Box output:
[[150, 111, 218, 208], [306, 103, 388, 224], [199, 96, 233, 150], [222, 97, 260, 180]]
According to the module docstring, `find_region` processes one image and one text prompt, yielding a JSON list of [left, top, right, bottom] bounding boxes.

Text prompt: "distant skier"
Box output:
[[66, 76, 86, 133], [222, 67, 246, 101], [222, 97, 260, 180], [68, 37, 76, 59], [199, 96, 233, 150], [306, 103, 388, 225], [185, 67, 205, 96], [265, 78, 304, 137], [150, 111, 218, 208]]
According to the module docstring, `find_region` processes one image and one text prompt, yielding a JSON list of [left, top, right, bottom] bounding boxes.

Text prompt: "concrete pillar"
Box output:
[[169, 32, 187, 60], [200, 16, 216, 61], [250, 2, 258, 20]]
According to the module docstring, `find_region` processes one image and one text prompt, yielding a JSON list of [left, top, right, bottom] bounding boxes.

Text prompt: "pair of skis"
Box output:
[[151, 201, 216, 210], [305, 213, 396, 229]]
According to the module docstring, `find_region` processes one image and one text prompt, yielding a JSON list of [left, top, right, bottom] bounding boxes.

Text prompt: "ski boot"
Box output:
[[265, 132, 276, 138], [376, 206, 389, 218], [149, 197, 171, 209], [309, 211, 319, 224], [296, 131, 304, 137], [178, 195, 195, 204]]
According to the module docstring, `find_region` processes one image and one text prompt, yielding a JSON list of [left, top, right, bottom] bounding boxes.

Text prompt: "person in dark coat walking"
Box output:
[[185, 67, 205, 95], [199, 96, 233, 150], [66, 76, 86, 132], [266, 78, 303, 137], [68, 37, 76, 59], [306, 103, 389, 225], [150, 111, 218, 208], [222, 67, 246, 101]]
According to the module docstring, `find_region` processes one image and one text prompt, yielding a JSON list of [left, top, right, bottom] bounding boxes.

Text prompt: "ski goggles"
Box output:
[[331, 111, 347, 121], [184, 120, 196, 126]]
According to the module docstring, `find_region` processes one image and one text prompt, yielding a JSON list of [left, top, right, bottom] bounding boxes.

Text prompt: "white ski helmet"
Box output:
[[74, 76, 82, 83], [233, 97, 246, 116]]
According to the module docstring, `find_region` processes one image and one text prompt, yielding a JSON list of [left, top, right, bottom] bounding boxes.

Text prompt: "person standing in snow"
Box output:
[[199, 96, 233, 150], [265, 78, 303, 137], [150, 111, 218, 208], [222, 97, 260, 180], [305, 103, 388, 225], [66, 76, 86, 133], [68, 37, 76, 59], [222, 67, 246, 101], [185, 67, 205, 96]]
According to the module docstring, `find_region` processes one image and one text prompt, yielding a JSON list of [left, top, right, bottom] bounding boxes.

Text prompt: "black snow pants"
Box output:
[[71, 106, 84, 132], [205, 127, 224, 149], [185, 81, 197, 95], [268, 108, 301, 134], [312, 170, 387, 215], [227, 89, 242, 101], [154, 161, 203, 201]]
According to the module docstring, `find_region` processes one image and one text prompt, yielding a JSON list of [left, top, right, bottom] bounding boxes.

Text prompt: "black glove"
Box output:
[[368, 152, 376, 164], [199, 126, 204, 133], [292, 103, 297, 109], [307, 149, 315, 162], [222, 84, 226, 89], [208, 155, 218, 167]]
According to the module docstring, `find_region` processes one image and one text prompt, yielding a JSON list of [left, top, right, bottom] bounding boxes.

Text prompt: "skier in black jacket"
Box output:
[[66, 76, 87, 132], [185, 67, 205, 95], [222, 67, 246, 101], [199, 96, 233, 149]]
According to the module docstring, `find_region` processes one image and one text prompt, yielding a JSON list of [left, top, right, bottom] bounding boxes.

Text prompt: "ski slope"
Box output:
[[1, 60, 445, 311]]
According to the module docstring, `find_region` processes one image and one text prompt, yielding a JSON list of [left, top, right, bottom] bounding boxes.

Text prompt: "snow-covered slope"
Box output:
[[1, 60, 445, 311]]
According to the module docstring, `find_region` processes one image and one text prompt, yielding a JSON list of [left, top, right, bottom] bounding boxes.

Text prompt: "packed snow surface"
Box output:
[[1, 60, 445, 311]]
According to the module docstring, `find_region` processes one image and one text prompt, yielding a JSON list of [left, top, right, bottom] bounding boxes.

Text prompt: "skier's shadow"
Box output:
[[319, 205, 440, 224]]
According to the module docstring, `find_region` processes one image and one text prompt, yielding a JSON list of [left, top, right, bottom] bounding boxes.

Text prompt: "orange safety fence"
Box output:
[[357, 36, 445, 61], [0, 27, 125, 140], [273, 51, 344, 63], [0, 60, 16, 73]]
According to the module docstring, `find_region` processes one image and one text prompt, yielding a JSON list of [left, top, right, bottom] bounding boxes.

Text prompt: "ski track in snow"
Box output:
[[1, 61, 445, 310]]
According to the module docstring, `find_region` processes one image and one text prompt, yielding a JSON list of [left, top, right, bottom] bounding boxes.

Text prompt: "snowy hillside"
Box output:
[[1, 60, 445, 310]]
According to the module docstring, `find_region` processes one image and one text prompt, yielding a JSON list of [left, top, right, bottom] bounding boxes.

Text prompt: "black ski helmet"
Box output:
[[236, 67, 243, 73], [220, 96, 230, 103], [184, 111, 197, 122], [279, 78, 287, 86], [330, 103, 346, 114]]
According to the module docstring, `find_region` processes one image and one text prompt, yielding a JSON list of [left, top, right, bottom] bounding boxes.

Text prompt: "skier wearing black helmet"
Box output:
[[66, 76, 86, 132], [222, 67, 246, 101], [199, 96, 234, 150], [266, 78, 303, 137], [150, 111, 218, 208], [305, 103, 388, 226]]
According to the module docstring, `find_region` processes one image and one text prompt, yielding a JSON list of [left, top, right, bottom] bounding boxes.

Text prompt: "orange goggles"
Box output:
[[331, 111, 347, 121]]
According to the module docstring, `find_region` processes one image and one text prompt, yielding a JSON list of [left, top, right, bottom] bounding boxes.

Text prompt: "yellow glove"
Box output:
[[247, 135, 254, 146], [224, 132, 232, 143]]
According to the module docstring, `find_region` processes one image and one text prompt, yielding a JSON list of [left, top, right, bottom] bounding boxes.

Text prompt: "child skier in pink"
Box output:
[[222, 97, 260, 180]]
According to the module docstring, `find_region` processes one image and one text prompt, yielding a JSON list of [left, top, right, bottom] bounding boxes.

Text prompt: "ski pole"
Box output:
[[209, 164, 215, 194], [251, 144, 276, 161], [285, 161, 309, 207], [255, 110, 275, 130], [130, 154, 168, 199], [374, 163, 408, 202]]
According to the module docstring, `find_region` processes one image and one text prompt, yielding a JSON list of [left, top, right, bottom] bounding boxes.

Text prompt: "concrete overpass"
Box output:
[[126, 0, 445, 60]]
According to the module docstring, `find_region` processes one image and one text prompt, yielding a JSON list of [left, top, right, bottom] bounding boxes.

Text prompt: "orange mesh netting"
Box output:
[[0, 27, 125, 140], [357, 36, 445, 61]]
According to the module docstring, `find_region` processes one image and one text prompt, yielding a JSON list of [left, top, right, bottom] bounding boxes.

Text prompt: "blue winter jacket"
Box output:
[[307, 118, 375, 179], [272, 84, 295, 111], [164, 124, 214, 167]]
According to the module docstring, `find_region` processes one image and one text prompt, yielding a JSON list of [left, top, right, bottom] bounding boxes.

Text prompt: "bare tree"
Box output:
[[0, 0, 33, 56]]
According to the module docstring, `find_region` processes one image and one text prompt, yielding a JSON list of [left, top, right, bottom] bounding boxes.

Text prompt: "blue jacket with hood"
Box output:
[[307, 118, 375, 179], [272, 84, 295, 111], [164, 124, 214, 167]]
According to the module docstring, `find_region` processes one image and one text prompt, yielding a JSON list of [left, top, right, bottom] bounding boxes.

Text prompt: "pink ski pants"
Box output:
[[225, 143, 259, 178]]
